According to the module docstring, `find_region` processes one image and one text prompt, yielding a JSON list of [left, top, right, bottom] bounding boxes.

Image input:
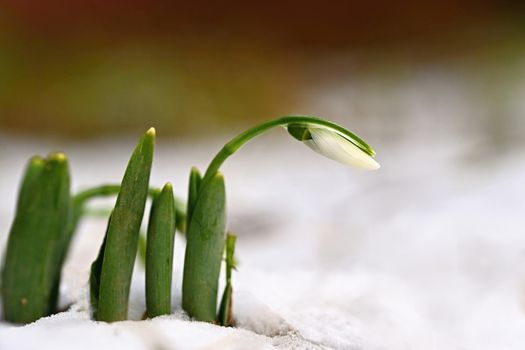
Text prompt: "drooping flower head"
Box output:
[[286, 123, 380, 170], [202, 116, 380, 182]]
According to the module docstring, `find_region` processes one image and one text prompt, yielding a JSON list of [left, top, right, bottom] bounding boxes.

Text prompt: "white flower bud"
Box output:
[[288, 124, 380, 170]]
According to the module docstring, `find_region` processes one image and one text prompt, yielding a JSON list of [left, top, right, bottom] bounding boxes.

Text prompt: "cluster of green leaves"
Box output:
[[87, 128, 235, 324], [1, 115, 378, 326], [1, 128, 236, 325]]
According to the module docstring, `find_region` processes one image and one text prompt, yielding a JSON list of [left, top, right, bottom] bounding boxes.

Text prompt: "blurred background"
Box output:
[[2, 1, 525, 349], [0, 0, 524, 142]]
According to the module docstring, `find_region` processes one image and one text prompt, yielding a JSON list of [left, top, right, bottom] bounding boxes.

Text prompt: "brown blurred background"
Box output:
[[0, 1, 524, 138]]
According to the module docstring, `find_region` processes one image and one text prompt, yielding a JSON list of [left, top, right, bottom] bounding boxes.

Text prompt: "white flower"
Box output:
[[287, 124, 380, 170]]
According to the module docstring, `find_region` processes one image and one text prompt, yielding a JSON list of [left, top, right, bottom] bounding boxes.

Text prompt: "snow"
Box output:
[[2, 69, 525, 349]]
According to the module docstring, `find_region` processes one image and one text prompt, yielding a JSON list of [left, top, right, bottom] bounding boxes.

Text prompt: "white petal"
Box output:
[[304, 128, 380, 170]]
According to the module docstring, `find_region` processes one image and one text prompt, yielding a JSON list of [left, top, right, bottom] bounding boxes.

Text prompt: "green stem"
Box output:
[[72, 184, 159, 207], [69, 184, 185, 243], [69, 185, 140, 240], [72, 184, 185, 220], [202, 115, 374, 183]]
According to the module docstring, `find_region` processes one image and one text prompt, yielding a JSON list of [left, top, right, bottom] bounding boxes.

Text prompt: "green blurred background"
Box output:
[[0, 1, 524, 139]]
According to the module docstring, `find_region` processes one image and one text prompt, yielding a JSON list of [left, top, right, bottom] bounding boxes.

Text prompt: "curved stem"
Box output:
[[203, 115, 374, 182], [72, 184, 161, 207], [71, 184, 186, 234], [72, 184, 122, 207], [67, 185, 124, 241]]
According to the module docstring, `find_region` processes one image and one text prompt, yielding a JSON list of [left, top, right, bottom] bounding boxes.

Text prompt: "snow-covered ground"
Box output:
[[1, 67, 525, 349]]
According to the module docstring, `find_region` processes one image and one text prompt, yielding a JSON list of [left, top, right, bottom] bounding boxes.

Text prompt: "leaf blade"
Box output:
[[146, 183, 176, 318], [182, 172, 226, 322], [94, 128, 155, 322]]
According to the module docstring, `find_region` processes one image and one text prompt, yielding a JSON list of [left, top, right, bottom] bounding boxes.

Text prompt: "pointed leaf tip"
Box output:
[[48, 152, 67, 162], [29, 155, 45, 166], [146, 127, 156, 137]]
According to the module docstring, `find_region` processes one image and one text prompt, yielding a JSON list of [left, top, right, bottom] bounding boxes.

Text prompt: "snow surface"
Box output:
[[2, 70, 525, 349]]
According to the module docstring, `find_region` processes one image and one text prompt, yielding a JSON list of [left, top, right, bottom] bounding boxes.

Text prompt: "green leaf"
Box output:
[[137, 231, 147, 266], [145, 183, 176, 318], [182, 172, 226, 323], [174, 198, 187, 234], [218, 233, 237, 326], [89, 215, 110, 319], [217, 284, 232, 327], [1, 153, 71, 323], [15, 156, 45, 212], [93, 127, 155, 322], [186, 166, 202, 234]]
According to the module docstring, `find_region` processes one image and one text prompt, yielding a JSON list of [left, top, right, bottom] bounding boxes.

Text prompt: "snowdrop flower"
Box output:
[[203, 115, 380, 181], [190, 115, 379, 323], [286, 123, 380, 170]]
